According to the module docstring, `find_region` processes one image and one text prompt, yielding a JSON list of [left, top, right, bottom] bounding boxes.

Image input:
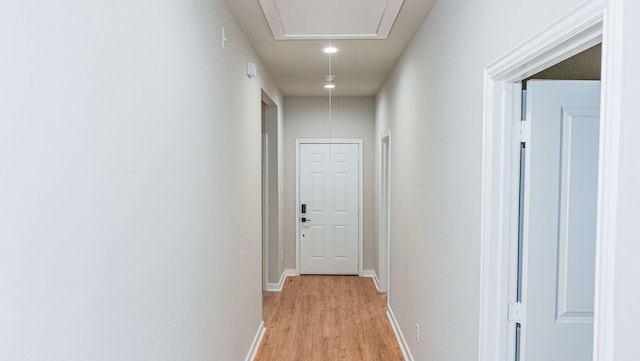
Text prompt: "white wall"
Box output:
[[283, 97, 376, 272], [0, 1, 282, 360], [375, 0, 585, 359], [612, 0, 640, 358]]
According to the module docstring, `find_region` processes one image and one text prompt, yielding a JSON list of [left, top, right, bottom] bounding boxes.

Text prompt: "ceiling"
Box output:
[[225, 0, 438, 96]]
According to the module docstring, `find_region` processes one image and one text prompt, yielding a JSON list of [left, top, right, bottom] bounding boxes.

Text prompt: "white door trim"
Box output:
[[262, 134, 269, 291], [478, 0, 621, 360], [378, 130, 391, 293], [295, 139, 364, 276]]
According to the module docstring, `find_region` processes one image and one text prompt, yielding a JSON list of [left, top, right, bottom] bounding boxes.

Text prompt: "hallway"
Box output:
[[256, 276, 403, 360], [2, 1, 639, 360]]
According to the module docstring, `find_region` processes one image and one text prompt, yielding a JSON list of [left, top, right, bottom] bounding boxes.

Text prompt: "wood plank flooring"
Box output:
[[256, 276, 404, 361]]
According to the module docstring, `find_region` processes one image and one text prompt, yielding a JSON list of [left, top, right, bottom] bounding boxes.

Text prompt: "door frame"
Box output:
[[378, 130, 391, 293], [262, 132, 269, 291], [478, 0, 622, 360], [261, 91, 280, 292], [295, 139, 364, 276]]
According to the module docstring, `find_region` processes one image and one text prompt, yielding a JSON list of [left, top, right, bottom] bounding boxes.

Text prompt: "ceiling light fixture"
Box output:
[[323, 74, 336, 89], [323, 46, 339, 54]]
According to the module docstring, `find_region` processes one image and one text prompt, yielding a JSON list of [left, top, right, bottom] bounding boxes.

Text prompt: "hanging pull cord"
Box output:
[[328, 38, 333, 162]]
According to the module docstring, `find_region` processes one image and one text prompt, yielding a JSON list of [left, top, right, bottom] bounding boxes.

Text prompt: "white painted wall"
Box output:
[[283, 97, 376, 272], [375, 0, 587, 359], [0, 1, 282, 360], [611, 0, 640, 358]]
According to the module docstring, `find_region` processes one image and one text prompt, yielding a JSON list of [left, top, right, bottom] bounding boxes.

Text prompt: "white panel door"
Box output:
[[299, 143, 359, 275], [521, 80, 600, 360]]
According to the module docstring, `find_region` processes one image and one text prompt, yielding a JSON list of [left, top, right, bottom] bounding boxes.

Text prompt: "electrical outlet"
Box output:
[[415, 324, 420, 344]]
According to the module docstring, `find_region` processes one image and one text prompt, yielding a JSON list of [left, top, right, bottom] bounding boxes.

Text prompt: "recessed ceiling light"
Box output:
[[324, 83, 336, 89], [323, 46, 339, 54]]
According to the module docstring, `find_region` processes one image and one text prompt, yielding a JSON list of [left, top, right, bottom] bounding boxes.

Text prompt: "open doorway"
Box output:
[[511, 44, 601, 361], [479, 3, 618, 360], [261, 92, 280, 295], [378, 130, 391, 293]]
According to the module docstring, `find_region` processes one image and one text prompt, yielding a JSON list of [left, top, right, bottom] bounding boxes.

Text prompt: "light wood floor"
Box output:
[[256, 275, 404, 361]]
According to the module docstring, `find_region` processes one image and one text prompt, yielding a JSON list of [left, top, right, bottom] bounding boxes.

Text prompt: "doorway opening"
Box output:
[[261, 92, 280, 293], [479, 2, 620, 360], [511, 45, 601, 360], [378, 130, 391, 293]]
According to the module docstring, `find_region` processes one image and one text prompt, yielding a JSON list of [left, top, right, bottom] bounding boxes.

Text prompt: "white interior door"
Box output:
[[520, 80, 600, 360], [298, 143, 359, 275]]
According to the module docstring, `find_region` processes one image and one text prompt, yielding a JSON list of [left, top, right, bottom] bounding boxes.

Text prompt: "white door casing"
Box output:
[[297, 140, 362, 275], [378, 130, 391, 293], [262, 134, 269, 290], [520, 80, 601, 360]]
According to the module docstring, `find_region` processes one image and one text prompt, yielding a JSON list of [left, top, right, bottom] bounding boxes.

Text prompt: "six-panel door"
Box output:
[[299, 143, 359, 275]]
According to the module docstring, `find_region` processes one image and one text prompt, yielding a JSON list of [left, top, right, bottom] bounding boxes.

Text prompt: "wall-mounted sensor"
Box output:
[[247, 62, 257, 78]]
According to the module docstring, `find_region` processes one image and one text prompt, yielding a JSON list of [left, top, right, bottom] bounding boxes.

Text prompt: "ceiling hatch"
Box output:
[[259, 0, 405, 40]]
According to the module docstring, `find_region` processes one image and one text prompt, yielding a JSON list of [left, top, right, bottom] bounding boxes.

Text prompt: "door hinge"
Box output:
[[520, 89, 530, 144], [508, 301, 523, 324], [520, 121, 530, 144]]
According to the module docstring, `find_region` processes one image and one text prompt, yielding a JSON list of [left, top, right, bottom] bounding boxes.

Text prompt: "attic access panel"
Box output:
[[259, 0, 404, 40]]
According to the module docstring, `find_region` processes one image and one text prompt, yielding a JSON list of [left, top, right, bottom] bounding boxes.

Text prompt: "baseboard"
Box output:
[[387, 305, 414, 361], [244, 321, 265, 361], [266, 269, 297, 292], [361, 270, 382, 292]]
